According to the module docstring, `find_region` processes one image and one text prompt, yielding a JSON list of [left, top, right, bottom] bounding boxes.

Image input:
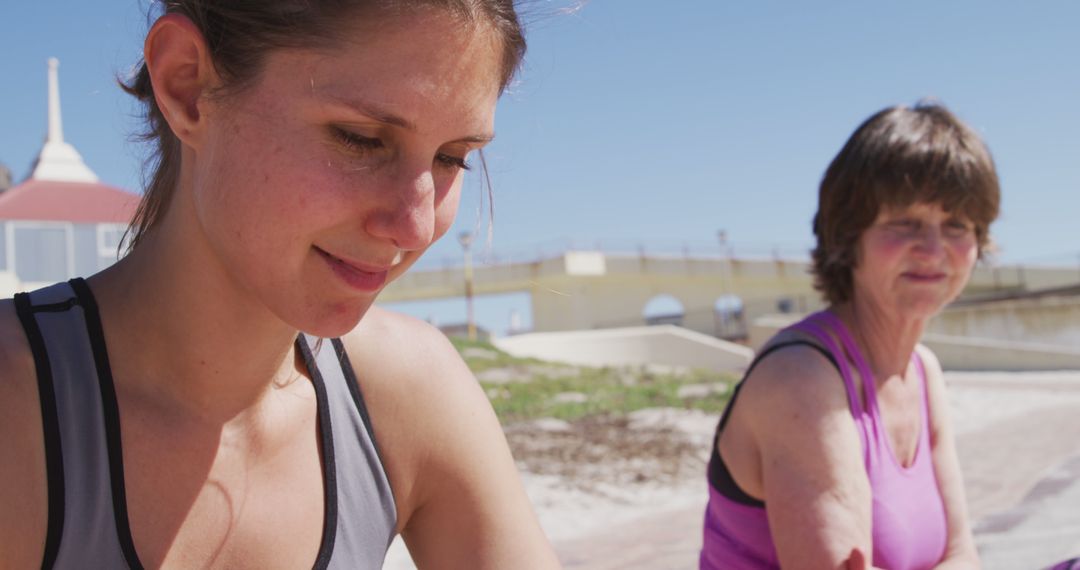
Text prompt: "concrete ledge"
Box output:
[[493, 325, 753, 373], [748, 315, 1080, 371], [922, 333, 1080, 371], [748, 313, 803, 350]]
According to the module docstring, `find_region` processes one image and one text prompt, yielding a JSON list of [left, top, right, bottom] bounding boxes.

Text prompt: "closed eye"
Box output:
[[436, 153, 471, 172], [944, 219, 973, 236], [332, 127, 383, 154]]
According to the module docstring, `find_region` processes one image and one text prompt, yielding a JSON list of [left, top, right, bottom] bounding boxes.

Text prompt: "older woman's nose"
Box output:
[[912, 224, 945, 257]]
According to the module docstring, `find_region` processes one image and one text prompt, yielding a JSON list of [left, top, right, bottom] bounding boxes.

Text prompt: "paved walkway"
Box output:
[[555, 373, 1080, 569]]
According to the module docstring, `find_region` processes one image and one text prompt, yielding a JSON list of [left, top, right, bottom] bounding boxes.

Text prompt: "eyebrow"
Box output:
[[324, 94, 495, 144]]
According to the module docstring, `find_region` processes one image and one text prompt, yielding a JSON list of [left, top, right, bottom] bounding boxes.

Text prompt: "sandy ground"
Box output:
[[384, 371, 1080, 569]]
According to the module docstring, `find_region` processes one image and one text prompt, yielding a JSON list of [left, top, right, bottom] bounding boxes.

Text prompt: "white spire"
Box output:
[[29, 57, 99, 183], [47, 57, 64, 144]]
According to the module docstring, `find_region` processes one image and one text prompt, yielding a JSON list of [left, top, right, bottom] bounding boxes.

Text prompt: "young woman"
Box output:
[[701, 103, 999, 569], [0, 2, 560, 568]]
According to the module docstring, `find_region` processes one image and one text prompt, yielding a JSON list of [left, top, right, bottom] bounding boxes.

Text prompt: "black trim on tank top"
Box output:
[[13, 292, 66, 570], [296, 336, 339, 570], [26, 297, 80, 313], [69, 278, 145, 570], [331, 338, 390, 471], [708, 340, 842, 507]]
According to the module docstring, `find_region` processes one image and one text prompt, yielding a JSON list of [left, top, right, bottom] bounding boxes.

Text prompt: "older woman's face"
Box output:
[[851, 201, 978, 318]]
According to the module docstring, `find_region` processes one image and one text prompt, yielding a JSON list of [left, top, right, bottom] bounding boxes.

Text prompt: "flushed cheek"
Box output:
[[859, 235, 908, 279], [951, 239, 978, 263]]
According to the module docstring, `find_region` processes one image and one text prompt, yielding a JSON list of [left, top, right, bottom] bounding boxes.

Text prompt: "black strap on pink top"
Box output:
[[787, 316, 867, 419], [708, 339, 841, 507]]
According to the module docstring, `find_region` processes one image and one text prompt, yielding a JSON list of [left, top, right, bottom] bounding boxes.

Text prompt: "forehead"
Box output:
[[876, 200, 966, 220], [252, 8, 503, 133]]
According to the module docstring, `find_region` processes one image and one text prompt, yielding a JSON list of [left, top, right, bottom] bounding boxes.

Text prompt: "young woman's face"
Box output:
[[190, 9, 502, 336], [851, 201, 979, 319]]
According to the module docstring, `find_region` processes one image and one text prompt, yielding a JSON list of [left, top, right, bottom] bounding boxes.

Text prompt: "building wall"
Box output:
[[0, 220, 128, 292]]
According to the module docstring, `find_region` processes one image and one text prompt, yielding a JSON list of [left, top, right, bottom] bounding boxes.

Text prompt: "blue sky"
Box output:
[[2, 1, 1078, 335]]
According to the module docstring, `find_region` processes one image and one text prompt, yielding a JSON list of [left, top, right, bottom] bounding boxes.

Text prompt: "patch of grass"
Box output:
[[449, 337, 736, 423], [448, 336, 548, 373]]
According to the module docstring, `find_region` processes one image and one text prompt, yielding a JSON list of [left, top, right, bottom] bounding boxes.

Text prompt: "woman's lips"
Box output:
[[901, 271, 946, 283], [314, 247, 388, 292]]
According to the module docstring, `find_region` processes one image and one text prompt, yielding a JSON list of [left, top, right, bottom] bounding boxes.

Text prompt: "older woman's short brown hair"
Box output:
[[811, 102, 1001, 305]]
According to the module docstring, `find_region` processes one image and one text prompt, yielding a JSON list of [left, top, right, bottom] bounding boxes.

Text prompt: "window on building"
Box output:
[[14, 224, 71, 283]]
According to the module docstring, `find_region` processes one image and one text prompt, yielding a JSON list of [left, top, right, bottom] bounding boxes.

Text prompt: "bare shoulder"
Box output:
[[733, 331, 872, 565], [0, 297, 48, 568], [340, 307, 556, 567], [342, 305, 473, 395], [728, 328, 861, 476], [0, 295, 42, 442], [0, 297, 35, 375], [338, 306, 494, 512], [738, 330, 850, 426]]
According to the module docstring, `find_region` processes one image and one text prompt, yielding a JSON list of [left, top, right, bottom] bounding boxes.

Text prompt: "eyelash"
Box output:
[[333, 127, 382, 154], [437, 154, 472, 171], [332, 127, 471, 172]]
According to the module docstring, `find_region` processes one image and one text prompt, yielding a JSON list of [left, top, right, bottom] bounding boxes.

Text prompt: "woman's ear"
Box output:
[[143, 13, 218, 148]]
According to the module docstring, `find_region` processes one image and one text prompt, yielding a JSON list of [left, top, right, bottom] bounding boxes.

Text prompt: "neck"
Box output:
[[88, 215, 303, 425], [831, 298, 926, 381]]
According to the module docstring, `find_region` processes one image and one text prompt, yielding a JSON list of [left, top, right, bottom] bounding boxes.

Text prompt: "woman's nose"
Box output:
[[912, 224, 945, 257], [365, 169, 437, 251]]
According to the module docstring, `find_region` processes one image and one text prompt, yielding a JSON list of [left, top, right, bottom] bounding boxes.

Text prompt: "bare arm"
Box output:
[[739, 346, 875, 569], [917, 346, 980, 569], [344, 309, 559, 569]]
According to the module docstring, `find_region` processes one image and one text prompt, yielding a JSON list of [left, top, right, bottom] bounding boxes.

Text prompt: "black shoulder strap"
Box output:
[[707, 339, 842, 507], [716, 339, 840, 435], [13, 292, 66, 570]]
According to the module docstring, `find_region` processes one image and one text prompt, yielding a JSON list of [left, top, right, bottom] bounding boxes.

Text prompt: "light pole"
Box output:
[[716, 229, 731, 338], [717, 229, 732, 294], [458, 231, 477, 341]]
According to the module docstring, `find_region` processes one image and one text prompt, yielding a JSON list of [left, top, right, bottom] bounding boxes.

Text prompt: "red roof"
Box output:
[[0, 179, 139, 224]]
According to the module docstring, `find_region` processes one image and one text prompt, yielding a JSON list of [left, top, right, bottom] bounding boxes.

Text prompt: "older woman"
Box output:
[[701, 103, 1000, 570]]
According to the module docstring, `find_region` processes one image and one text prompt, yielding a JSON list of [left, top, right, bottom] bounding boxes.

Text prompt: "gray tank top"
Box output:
[[14, 279, 398, 569]]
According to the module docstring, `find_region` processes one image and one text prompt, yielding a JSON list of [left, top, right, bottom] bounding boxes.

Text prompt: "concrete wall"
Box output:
[[528, 254, 819, 336], [927, 296, 1080, 347], [381, 251, 1078, 336], [493, 325, 754, 374], [922, 334, 1080, 371], [749, 313, 1080, 371]]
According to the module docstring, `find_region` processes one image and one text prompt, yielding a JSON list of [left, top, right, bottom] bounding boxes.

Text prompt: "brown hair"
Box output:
[[811, 102, 1001, 305], [121, 0, 526, 250]]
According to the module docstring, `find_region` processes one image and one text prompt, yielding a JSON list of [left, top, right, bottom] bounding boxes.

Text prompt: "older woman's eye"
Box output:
[[944, 220, 973, 237]]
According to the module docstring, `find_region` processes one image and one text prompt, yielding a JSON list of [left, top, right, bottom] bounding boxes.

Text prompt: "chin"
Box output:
[[901, 296, 950, 319], [296, 299, 376, 339]]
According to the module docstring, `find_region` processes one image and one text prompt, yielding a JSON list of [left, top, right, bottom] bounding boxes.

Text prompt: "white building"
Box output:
[[0, 59, 138, 296]]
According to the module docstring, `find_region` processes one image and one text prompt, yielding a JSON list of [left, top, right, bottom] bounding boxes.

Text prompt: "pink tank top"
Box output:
[[700, 311, 948, 569]]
